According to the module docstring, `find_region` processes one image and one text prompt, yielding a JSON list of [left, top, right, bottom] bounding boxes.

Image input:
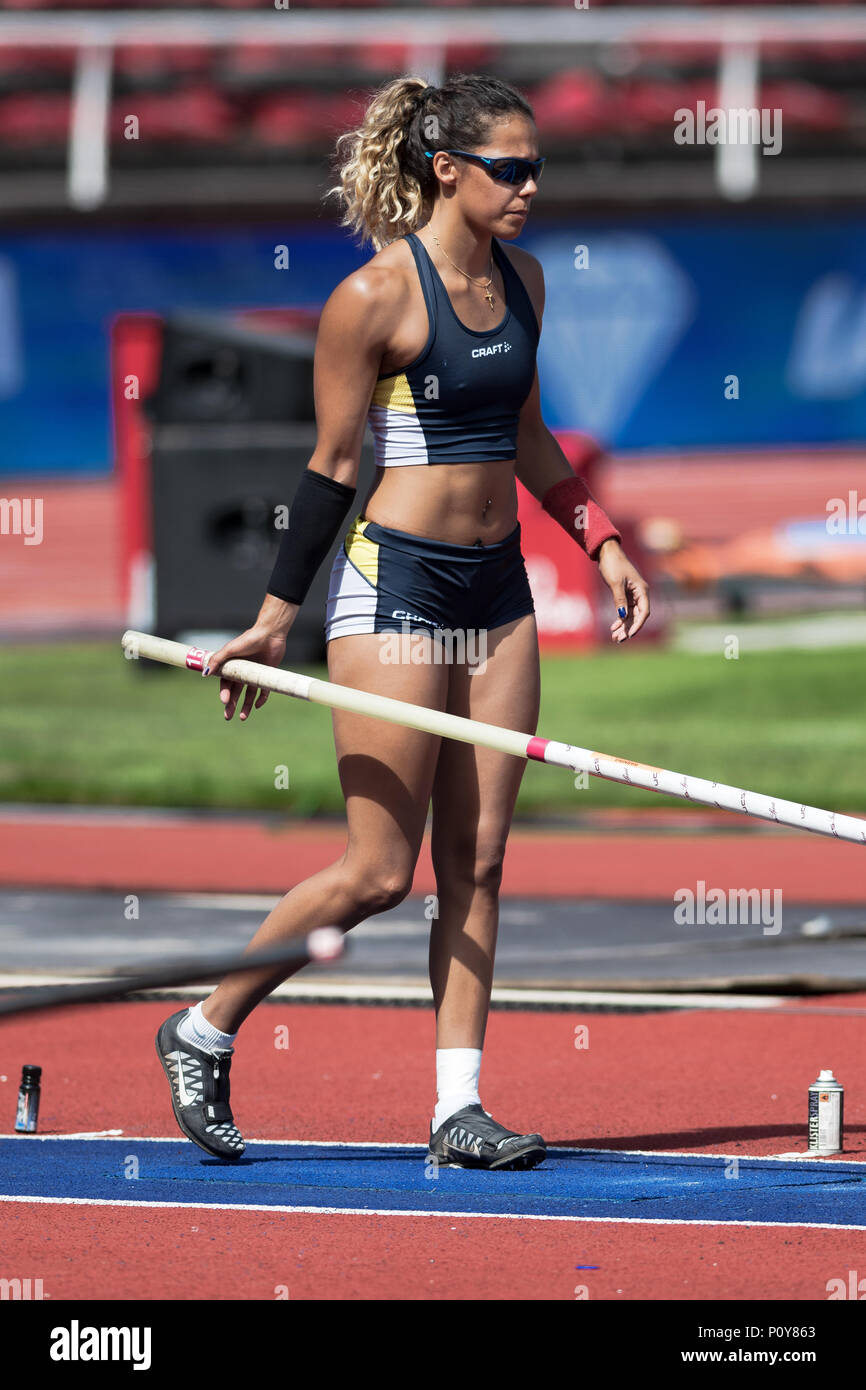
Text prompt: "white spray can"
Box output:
[[808, 1069, 844, 1153]]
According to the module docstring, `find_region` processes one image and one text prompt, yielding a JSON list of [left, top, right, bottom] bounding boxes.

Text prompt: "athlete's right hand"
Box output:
[[204, 623, 289, 722]]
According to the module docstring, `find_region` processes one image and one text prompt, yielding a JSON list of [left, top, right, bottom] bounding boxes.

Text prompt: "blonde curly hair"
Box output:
[[325, 73, 534, 252]]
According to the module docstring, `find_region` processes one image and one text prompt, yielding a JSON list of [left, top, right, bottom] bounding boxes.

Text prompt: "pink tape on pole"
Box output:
[[185, 647, 211, 672], [307, 927, 343, 962]]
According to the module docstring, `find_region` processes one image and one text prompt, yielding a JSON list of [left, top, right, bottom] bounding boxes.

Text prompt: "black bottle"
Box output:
[[14, 1064, 41, 1133]]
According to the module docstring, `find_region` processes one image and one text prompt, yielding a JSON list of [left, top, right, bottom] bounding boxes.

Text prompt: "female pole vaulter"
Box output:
[[156, 73, 650, 1167]]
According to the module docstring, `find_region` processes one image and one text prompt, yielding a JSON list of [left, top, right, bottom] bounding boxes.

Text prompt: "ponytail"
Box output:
[[325, 72, 534, 252], [325, 76, 435, 253]]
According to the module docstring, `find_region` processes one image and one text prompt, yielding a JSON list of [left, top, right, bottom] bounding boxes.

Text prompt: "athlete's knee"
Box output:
[[472, 845, 505, 893], [434, 833, 507, 893], [345, 861, 414, 915]]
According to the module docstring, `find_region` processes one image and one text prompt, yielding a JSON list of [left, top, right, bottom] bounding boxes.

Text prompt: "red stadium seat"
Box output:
[[761, 80, 850, 130], [618, 80, 694, 131], [110, 87, 235, 143], [445, 43, 501, 69], [355, 43, 413, 74], [221, 42, 346, 80], [250, 89, 368, 148], [529, 70, 612, 137], [114, 44, 213, 78], [0, 92, 70, 142], [760, 40, 861, 64], [321, 90, 372, 134], [617, 76, 718, 133], [0, 44, 76, 77], [632, 41, 725, 70], [248, 91, 328, 148], [220, 42, 287, 79], [679, 76, 733, 110]]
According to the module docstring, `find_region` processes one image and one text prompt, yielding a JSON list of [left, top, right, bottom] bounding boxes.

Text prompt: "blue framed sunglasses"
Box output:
[[424, 149, 545, 185]]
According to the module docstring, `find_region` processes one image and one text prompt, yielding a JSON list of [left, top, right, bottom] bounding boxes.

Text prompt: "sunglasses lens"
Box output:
[[492, 159, 542, 184]]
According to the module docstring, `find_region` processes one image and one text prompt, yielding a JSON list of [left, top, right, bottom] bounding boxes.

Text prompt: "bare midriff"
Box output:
[[360, 459, 519, 547]]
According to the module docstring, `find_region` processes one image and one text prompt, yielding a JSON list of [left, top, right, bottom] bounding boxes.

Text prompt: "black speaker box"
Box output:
[[144, 312, 316, 425], [149, 422, 376, 665]]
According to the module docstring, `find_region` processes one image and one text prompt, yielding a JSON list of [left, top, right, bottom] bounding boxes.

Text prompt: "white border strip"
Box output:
[[0, 1193, 863, 1232], [250, 983, 793, 1010], [5, 976, 866, 1015], [0, 976, 797, 1011]]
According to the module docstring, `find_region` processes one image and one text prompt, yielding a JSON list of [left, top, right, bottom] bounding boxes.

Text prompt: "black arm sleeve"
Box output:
[[266, 468, 357, 606]]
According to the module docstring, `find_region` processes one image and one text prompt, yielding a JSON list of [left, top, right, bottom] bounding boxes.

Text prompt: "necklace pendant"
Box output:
[[484, 287, 495, 310]]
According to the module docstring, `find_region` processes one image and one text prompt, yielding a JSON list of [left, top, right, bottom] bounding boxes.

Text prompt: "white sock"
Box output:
[[433, 1047, 484, 1131], [177, 1001, 237, 1054]]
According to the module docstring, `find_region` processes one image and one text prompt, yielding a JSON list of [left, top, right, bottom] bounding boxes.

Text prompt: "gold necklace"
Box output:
[[430, 231, 496, 311]]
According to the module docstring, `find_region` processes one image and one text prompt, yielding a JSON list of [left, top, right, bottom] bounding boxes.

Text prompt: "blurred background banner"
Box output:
[[2, 215, 865, 477]]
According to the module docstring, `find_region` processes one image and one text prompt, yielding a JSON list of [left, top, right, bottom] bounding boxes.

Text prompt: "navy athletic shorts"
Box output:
[[324, 512, 535, 645]]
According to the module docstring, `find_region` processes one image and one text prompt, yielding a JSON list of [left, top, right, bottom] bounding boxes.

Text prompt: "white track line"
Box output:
[[0, 1193, 864, 1232], [7, 1134, 865, 1166]]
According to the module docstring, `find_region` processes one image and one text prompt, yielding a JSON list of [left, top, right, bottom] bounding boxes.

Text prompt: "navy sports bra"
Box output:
[[367, 230, 540, 466]]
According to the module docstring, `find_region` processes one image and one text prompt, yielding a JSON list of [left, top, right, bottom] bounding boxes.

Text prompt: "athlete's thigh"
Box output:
[[327, 630, 449, 873], [430, 614, 541, 866]]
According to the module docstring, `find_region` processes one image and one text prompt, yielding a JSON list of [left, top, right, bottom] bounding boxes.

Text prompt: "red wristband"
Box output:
[[541, 472, 621, 561]]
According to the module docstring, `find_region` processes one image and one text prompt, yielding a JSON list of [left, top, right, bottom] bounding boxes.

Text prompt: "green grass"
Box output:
[[1, 639, 863, 817]]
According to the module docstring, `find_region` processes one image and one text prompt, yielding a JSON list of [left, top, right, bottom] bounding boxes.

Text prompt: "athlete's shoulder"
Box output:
[[498, 239, 541, 272], [326, 241, 419, 322], [498, 240, 543, 287], [316, 236, 414, 355], [497, 239, 545, 323]]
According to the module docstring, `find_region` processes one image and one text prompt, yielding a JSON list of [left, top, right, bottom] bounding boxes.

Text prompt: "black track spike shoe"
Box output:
[[156, 1008, 245, 1161], [427, 1103, 546, 1171]]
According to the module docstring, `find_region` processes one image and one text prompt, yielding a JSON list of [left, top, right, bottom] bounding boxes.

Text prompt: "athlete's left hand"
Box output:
[[595, 539, 650, 643]]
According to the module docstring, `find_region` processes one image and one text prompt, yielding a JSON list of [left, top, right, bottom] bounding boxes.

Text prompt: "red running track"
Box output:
[[0, 810, 863, 900], [1, 998, 865, 1300]]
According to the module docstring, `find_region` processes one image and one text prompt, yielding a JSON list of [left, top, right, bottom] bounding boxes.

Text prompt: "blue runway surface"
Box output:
[[3, 1138, 866, 1227]]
